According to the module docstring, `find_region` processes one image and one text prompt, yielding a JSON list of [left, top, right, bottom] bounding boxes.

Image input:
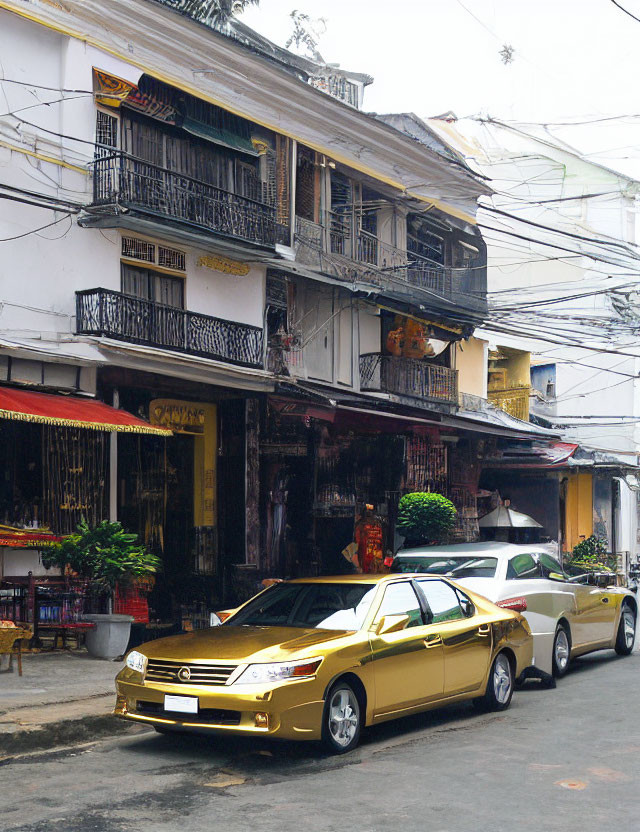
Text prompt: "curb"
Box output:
[[0, 713, 141, 757]]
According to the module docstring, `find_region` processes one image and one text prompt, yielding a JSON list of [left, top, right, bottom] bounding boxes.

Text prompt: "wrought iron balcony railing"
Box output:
[[90, 152, 277, 248], [359, 353, 458, 406], [76, 288, 264, 368], [295, 215, 484, 312]]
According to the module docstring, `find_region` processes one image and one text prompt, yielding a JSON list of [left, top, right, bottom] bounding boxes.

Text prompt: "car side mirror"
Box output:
[[374, 614, 410, 636], [548, 571, 566, 583], [460, 598, 475, 617]]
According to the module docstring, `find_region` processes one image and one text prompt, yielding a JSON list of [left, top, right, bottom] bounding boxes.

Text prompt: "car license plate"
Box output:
[[164, 694, 198, 714]]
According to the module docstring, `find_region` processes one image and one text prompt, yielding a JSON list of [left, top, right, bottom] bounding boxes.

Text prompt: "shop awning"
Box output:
[[0, 388, 172, 436], [0, 525, 62, 548], [181, 117, 260, 156]]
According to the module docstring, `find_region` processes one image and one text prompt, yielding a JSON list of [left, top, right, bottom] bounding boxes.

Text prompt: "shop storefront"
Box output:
[[239, 394, 483, 589], [0, 386, 170, 634]]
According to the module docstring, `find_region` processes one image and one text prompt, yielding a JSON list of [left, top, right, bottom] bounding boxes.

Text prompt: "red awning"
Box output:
[[0, 526, 62, 548], [0, 388, 171, 436]]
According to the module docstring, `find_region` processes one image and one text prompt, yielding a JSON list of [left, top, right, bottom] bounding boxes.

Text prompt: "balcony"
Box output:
[[359, 353, 458, 407], [76, 288, 264, 369], [87, 152, 277, 250], [295, 216, 485, 318], [488, 386, 531, 421]]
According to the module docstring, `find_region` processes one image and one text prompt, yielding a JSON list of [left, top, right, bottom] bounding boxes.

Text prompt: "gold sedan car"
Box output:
[[115, 574, 533, 753]]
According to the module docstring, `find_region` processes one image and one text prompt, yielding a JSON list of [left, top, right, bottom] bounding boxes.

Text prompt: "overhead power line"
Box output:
[[610, 0, 640, 24], [0, 77, 94, 94], [0, 213, 73, 242]]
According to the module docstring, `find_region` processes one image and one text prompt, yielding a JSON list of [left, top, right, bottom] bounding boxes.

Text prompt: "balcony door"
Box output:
[[120, 264, 185, 350]]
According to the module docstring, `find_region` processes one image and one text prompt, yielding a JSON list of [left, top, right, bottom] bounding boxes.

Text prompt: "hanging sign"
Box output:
[[150, 400, 207, 435]]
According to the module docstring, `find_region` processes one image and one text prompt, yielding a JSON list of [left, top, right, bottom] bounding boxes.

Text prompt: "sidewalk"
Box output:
[[0, 652, 140, 755]]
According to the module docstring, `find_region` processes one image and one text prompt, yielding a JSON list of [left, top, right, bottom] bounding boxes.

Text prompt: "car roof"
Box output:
[[288, 574, 410, 585], [395, 541, 548, 560]]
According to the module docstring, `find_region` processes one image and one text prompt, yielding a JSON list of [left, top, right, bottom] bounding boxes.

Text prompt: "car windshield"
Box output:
[[393, 556, 498, 579], [226, 583, 378, 630]]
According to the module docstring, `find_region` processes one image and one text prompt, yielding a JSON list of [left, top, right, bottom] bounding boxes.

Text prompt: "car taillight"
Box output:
[[496, 597, 528, 613]]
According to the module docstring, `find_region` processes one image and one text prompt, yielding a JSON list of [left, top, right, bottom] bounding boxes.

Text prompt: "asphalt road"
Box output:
[[3, 646, 640, 832]]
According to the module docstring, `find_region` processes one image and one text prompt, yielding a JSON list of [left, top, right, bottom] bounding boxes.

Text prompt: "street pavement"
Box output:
[[0, 652, 125, 753], [2, 645, 639, 832]]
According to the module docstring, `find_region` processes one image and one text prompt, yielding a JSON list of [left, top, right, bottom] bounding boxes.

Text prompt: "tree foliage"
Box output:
[[397, 492, 457, 545], [42, 520, 161, 595], [153, 0, 258, 25]]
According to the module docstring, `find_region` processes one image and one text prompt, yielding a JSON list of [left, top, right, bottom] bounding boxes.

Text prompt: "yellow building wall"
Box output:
[[565, 472, 593, 550], [455, 337, 487, 398], [504, 352, 531, 388]]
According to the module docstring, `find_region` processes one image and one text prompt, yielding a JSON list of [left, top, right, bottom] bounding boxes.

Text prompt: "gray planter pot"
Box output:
[[82, 614, 134, 659]]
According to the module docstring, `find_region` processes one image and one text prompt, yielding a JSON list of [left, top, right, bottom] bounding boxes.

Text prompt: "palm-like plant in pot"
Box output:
[[42, 520, 160, 659]]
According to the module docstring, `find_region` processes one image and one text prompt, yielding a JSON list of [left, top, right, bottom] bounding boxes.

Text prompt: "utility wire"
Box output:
[[0, 77, 94, 94], [0, 213, 72, 242], [610, 0, 640, 24]]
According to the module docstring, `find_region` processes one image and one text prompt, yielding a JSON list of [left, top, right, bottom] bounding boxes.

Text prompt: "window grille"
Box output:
[[158, 246, 186, 272], [121, 236, 186, 272], [122, 236, 156, 263], [95, 110, 118, 150]]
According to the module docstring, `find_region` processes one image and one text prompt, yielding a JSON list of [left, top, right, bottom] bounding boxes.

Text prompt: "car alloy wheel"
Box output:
[[553, 627, 570, 676], [615, 604, 636, 656], [493, 653, 513, 705], [623, 609, 636, 650], [328, 687, 359, 747], [473, 651, 514, 711], [322, 683, 361, 753]]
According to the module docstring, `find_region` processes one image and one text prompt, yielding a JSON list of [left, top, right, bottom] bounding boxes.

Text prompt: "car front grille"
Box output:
[[135, 700, 241, 726], [145, 659, 238, 686]]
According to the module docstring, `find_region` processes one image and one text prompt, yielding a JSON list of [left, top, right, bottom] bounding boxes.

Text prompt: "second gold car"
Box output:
[[115, 574, 533, 753]]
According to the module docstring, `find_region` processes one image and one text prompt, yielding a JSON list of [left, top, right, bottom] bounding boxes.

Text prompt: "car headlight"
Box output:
[[126, 650, 148, 674], [234, 658, 322, 685]]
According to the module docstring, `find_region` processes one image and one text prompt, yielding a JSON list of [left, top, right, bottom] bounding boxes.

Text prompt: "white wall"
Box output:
[[0, 13, 265, 347]]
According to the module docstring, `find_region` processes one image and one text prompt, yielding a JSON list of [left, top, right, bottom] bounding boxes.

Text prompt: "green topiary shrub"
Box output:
[[397, 492, 457, 546]]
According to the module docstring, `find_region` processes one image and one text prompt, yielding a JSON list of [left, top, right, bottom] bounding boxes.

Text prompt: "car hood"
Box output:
[[139, 625, 353, 663]]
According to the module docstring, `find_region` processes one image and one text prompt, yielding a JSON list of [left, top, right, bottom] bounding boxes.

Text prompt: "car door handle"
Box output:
[[424, 635, 442, 648], [477, 624, 491, 636], [602, 597, 609, 604]]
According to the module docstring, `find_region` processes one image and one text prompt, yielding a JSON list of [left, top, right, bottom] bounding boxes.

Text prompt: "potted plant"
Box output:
[[397, 492, 457, 547], [42, 520, 160, 659]]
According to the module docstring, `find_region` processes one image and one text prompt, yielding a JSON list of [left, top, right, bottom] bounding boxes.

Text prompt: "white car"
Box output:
[[392, 541, 637, 680]]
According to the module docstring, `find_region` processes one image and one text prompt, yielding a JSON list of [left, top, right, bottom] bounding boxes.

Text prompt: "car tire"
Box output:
[[615, 603, 636, 656], [472, 651, 514, 712], [321, 680, 362, 754], [552, 623, 571, 678]]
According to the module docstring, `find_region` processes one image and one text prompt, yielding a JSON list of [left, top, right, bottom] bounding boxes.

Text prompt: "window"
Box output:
[[416, 579, 464, 623], [121, 264, 184, 309], [121, 236, 186, 272], [227, 582, 377, 630], [506, 553, 541, 580], [374, 582, 423, 628], [538, 554, 567, 579], [95, 110, 118, 151], [392, 555, 498, 579]]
